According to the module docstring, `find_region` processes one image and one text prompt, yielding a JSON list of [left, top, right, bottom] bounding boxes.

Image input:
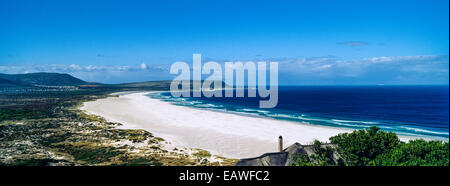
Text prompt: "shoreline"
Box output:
[[81, 91, 445, 159]]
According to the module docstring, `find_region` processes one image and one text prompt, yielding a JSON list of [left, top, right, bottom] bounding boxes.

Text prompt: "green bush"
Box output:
[[52, 142, 122, 164], [374, 139, 449, 166], [10, 159, 58, 166], [293, 127, 448, 166], [293, 140, 337, 166], [0, 108, 52, 121], [113, 157, 162, 166], [329, 126, 400, 166], [293, 153, 315, 166]]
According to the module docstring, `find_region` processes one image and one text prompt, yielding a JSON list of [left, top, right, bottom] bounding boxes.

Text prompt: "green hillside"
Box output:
[[0, 77, 35, 88], [0, 72, 86, 86]]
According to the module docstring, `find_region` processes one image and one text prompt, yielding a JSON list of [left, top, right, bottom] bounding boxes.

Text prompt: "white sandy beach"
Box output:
[[81, 92, 420, 159]]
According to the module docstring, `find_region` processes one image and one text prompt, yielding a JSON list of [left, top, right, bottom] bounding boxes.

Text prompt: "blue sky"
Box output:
[[0, 0, 448, 85]]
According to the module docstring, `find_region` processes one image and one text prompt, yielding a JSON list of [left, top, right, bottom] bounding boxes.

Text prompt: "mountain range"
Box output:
[[0, 72, 226, 91]]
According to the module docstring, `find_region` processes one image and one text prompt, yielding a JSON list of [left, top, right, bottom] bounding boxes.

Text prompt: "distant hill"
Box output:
[[0, 72, 176, 91], [88, 80, 229, 90], [0, 72, 229, 92], [0, 77, 37, 88], [0, 77, 15, 85], [0, 77, 22, 87], [0, 72, 86, 86]]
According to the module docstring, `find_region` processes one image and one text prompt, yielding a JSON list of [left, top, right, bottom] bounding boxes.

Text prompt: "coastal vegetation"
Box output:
[[292, 127, 449, 166], [0, 75, 237, 166]]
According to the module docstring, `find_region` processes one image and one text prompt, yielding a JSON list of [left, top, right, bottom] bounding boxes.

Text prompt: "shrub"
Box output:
[[374, 139, 449, 166], [329, 126, 400, 166], [293, 140, 337, 166], [293, 153, 315, 166]]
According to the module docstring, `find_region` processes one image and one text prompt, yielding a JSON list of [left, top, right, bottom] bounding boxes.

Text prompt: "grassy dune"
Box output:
[[0, 90, 237, 166]]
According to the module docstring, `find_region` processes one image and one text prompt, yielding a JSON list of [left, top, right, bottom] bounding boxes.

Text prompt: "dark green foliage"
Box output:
[[9, 159, 58, 166], [39, 132, 73, 146], [0, 89, 113, 114], [310, 140, 336, 166], [0, 77, 32, 88], [293, 140, 337, 166], [0, 108, 52, 121], [293, 153, 315, 166], [0, 72, 86, 86], [108, 129, 153, 143], [52, 143, 122, 164], [329, 126, 400, 166], [293, 127, 448, 166], [114, 157, 162, 166], [374, 139, 449, 166]]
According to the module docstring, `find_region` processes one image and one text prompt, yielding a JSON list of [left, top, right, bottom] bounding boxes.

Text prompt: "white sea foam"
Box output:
[[398, 126, 449, 136], [332, 119, 379, 124]]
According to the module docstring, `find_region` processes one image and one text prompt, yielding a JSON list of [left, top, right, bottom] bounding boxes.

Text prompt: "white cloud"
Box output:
[[0, 55, 448, 85], [140, 62, 147, 70], [259, 55, 448, 85], [69, 64, 82, 70]]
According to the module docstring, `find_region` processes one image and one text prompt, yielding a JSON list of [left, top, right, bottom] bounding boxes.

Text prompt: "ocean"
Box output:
[[149, 86, 449, 139]]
